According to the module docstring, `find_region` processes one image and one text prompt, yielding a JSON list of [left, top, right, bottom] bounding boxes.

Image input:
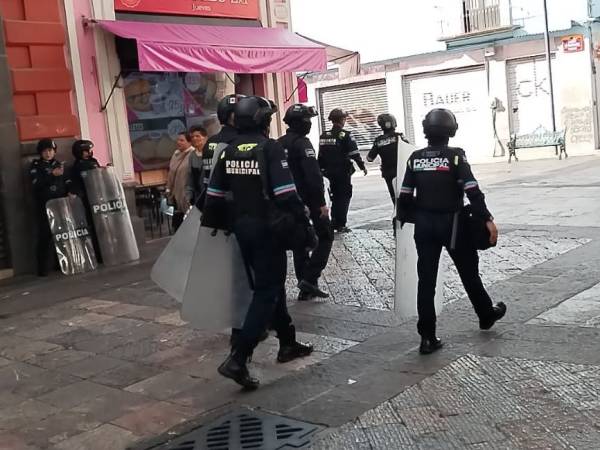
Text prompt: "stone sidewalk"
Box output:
[[1, 220, 599, 449]]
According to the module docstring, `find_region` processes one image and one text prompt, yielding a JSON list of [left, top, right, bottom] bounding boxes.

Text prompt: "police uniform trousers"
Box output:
[[414, 210, 494, 338], [35, 202, 57, 275], [293, 210, 333, 285], [383, 176, 396, 205], [327, 172, 353, 229], [233, 216, 293, 357]]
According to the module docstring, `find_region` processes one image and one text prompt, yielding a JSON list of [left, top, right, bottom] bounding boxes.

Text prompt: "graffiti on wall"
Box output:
[[422, 90, 477, 114], [562, 106, 593, 144]]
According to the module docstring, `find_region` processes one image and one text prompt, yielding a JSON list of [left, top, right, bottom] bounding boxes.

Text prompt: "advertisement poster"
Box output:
[[124, 72, 223, 172]]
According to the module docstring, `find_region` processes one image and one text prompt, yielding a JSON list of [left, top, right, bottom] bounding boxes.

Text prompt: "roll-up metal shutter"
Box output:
[[507, 55, 554, 136], [318, 80, 388, 149], [402, 66, 494, 163]]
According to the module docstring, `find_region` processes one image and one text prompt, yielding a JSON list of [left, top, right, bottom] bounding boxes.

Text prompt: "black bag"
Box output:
[[255, 141, 317, 251], [460, 204, 495, 251]]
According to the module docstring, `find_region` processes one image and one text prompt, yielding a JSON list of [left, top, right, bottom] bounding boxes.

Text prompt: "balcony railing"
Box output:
[[462, 0, 502, 34]]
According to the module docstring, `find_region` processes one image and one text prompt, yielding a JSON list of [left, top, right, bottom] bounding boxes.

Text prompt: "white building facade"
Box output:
[[306, 0, 600, 164]]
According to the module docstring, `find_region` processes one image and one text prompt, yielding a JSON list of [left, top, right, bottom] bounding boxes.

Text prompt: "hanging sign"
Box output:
[[561, 35, 585, 53], [114, 0, 260, 20]]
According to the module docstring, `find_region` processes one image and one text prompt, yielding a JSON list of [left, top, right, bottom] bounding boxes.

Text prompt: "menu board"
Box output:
[[124, 72, 226, 172]]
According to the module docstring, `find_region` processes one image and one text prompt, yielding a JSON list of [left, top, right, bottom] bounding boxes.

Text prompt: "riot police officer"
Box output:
[[203, 96, 313, 389], [69, 140, 100, 197], [68, 139, 102, 262], [30, 138, 68, 276], [187, 95, 244, 209], [280, 104, 333, 301], [318, 108, 367, 233], [368, 113, 409, 205], [397, 108, 506, 354]]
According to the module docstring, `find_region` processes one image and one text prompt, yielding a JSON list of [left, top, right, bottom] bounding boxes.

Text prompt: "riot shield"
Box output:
[[394, 140, 444, 318], [46, 197, 98, 275], [150, 207, 201, 303], [181, 226, 252, 331], [83, 167, 139, 266]]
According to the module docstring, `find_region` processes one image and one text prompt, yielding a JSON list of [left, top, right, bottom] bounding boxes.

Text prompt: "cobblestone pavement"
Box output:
[[1, 157, 600, 449], [309, 354, 600, 449], [0, 290, 357, 449], [286, 229, 589, 310]]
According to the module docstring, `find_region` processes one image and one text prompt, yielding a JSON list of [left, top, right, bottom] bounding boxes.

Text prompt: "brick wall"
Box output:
[[0, 0, 79, 142]]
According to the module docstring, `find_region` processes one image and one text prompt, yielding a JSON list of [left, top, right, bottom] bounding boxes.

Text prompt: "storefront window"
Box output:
[[124, 72, 233, 184]]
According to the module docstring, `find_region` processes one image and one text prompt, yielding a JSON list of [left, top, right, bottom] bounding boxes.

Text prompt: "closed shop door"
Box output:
[[507, 56, 554, 135], [318, 80, 388, 149], [402, 67, 493, 163]]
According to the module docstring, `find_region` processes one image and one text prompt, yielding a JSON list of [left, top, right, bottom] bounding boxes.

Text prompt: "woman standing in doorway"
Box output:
[[166, 132, 195, 231]]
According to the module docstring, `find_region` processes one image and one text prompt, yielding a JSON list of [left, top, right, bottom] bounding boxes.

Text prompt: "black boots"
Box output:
[[479, 302, 507, 330], [298, 280, 329, 299], [277, 325, 314, 363], [419, 337, 444, 355], [297, 290, 313, 301], [218, 352, 259, 390]]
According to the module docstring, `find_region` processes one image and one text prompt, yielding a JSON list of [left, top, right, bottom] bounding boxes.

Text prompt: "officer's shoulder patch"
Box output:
[[208, 142, 218, 151], [281, 160, 289, 169], [338, 131, 346, 139], [237, 143, 258, 152], [305, 148, 316, 158]]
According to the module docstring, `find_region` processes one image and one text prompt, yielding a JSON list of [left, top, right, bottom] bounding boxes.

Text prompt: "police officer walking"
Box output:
[[318, 108, 367, 233], [187, 95, 244, 209], [279, 104, 333, 301], [397, 109, 506, 354], [368, 114, 408, 205], [203, 96, 313, 389], [30, 139, 68, 276], [68, 139, 102, 262]]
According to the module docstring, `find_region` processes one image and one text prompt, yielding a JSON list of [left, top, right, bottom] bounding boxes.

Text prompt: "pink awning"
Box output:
[[98, 20, 327, 74]]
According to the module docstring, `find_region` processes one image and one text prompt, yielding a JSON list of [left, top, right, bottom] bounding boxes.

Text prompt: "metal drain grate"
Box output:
[[159, 408, 321, 450]]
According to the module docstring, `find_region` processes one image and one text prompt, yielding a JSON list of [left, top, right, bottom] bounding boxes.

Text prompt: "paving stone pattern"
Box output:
[[287, 230, 588, 311], [309, 354, 600, 449], [0, 294, 358, 449], [529, 281, 600, 329]]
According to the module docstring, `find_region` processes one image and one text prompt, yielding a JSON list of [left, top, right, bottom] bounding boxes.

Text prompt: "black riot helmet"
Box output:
[[72, 139, 94, 160], [36, 138, 57, 154], [234, 96, 278, 132], [283, 104, 318, 136], [328, 108, 348, 122], [377, 113, 397, 131], [217, 94, 246, 125], [422, 108, 459, 139]]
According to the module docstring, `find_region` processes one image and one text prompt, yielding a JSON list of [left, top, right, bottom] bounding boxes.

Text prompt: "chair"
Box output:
[[159, 197, 174, 236]]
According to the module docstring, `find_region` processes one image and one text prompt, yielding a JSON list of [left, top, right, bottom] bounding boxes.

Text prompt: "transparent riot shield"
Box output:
[[83, 167, 139, 266], [394, 140, 444, 318], [46, 197, 98, 275], [151, 207, 202, 303], [180, 226, 252, 331]]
